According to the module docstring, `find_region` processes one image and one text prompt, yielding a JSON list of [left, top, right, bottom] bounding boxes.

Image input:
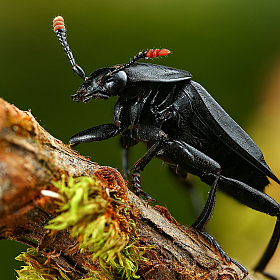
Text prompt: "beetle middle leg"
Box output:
[[129, 124, 169, 201], [132, 140, 164, 201]]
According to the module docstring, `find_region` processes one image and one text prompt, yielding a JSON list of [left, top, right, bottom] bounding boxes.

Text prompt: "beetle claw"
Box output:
[[132, 171, 156, 203]]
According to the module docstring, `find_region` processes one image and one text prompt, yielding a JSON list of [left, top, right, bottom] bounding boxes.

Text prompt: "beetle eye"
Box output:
[[105, 71, 127, 96]]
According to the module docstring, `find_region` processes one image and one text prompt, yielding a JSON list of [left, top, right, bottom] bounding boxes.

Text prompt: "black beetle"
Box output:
[[53, 16, 280, 279]]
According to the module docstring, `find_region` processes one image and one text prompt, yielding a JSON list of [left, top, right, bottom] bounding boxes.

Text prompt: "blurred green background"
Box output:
[[1, 0, 280, 278]]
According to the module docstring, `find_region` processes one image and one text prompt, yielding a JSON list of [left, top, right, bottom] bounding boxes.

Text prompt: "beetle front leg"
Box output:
[[70, 98, 130, 145], [69, 123, 122, 145]]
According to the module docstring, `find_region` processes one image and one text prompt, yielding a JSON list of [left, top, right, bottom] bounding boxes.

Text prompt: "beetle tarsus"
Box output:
[[199, 231, 249, 279], [131, 171, 156, 202]]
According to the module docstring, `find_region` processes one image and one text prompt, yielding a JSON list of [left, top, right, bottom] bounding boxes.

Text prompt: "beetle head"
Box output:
[[53, 17, 171, 103], [71, 68, 127, 103]]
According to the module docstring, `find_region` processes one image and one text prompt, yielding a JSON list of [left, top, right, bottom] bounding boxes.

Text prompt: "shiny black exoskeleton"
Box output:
[[53, 16, 280, 279]]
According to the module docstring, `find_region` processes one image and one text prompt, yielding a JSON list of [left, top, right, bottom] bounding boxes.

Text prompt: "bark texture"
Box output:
[[0, 98, 258, 279]]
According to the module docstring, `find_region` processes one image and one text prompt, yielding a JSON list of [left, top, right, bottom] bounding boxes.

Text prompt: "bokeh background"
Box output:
[[1, 0, 280, 278]]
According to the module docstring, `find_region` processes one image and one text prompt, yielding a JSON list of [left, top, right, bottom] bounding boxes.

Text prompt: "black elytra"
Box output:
[[53, 16, 280, 279]]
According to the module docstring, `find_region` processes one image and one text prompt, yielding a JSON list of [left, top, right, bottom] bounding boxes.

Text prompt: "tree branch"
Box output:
[[0, 98, 258, 279]]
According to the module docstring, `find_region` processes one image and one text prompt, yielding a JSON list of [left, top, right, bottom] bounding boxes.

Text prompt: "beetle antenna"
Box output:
[[102, 48, 171, 81], [53, 16, 86, 80]]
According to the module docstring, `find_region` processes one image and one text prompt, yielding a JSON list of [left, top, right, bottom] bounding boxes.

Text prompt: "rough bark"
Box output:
[[0, 98, 258, 279]]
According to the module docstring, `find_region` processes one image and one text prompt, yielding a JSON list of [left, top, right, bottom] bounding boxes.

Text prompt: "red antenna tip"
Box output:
[[53, 16, 65, 32], [158, 49, 171, 56], [146, 48, 171, 59]]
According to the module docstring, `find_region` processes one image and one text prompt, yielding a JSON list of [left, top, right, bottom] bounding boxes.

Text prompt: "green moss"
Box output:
[[42, 175, 148, 279], [15, 247, 110, 279], [15, 248, 70, 280]]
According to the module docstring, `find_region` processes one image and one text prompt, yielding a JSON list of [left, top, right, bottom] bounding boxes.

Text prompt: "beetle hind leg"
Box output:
[[192, 173, 220, 230], [254, 216, 280, 280], [200, 231, 248, 278], [158, 140, 249, 277], [202, 173, 280, 278], [192, 173, 249, 278]]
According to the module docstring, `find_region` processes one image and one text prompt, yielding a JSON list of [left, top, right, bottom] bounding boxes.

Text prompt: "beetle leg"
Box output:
[[159, 140, 221, 175], [114, 98, 130, 127], [132, 140, 163, 202], [255, 218, 280, 279], [158, 140, 250, 276], [191, 174, 249, 275], [192, 173, 220, 230], [191, 174, 249, 277], [202, 173, 280, 277], [122, 148, 130, 179], [200, 231, 248, 278], [69, 123, 122, 145], [219, 176, 280, 277], [129, 124, 169, 201], [159, 140, 222, 230], [113, 99, 133, 177], [136, 124, 169, 142], [120, 129, 138, 179], [131, 172, 155, 202]]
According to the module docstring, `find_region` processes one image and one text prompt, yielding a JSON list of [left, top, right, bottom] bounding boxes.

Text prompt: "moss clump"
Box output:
[[15, 248, 70, 280], [43, 175, 147, 279], [15, 247, 108, 280]]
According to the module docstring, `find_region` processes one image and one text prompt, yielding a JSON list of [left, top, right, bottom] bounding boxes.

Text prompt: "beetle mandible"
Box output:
[[53, 16, 280, 279]]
